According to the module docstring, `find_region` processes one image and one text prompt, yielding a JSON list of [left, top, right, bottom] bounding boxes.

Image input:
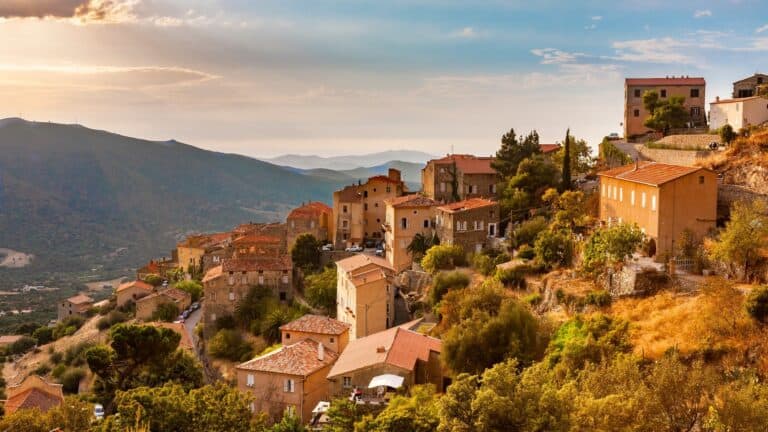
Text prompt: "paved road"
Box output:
[[184, 306, 202, 349]]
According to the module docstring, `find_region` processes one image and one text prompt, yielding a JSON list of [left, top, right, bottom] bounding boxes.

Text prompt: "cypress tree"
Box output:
[[561, 128, 572, 191]]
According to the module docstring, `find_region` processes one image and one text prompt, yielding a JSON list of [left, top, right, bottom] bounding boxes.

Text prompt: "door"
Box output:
[[488, 223, 496, 237]]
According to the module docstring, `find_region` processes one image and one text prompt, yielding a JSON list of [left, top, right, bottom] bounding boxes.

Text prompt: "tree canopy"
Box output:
[[291, 233, 321, 272], [642, 91, 691, 133], [491, 128, 542, 179]]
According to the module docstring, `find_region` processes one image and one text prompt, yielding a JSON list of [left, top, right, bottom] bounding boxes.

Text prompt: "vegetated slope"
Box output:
[[264, 150, 435, 170], [700, 126, 768, 193], [0, 118, 342, 280]]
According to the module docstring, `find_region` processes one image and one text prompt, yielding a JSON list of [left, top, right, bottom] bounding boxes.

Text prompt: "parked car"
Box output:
[[176, 315, 185, 324], [375, 248, 384, 257], [182, 310, 191, 319], [94, 404, 104, 421], [607, 132, 621, 140], [190, 302, 200, 311], [321, 243, 334, 251], [345, 245, 364, 252]]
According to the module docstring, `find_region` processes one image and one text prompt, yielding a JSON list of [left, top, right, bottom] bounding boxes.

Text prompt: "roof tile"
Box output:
[[237, 339, 338, 376], [280, 315, 350, 335], [598, 162, 706, 186]]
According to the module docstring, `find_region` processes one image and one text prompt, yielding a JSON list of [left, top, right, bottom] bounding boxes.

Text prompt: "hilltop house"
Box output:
[[336, 255, 396, 340], [624, 77, 706, 138], [176, 232, 232, 274], [280, 314, 351, 354], [4, 375, 64, 416], [137, 256, 178, 280], [331, 169, 406, 249], [57, 294, 94, 322], [421, 155, 498, 204], [116, 280, 154, 308], [383, 195, 437, 272], [435, 198, 500, 254], [135, 288, 192, 321], [709, 96, 768, 131], [236, 321, 340, 423], [732, 73, 768, 98], [287, 202, 333, 250], [598, 161, 717, 258], [326, 320, 444, 398]]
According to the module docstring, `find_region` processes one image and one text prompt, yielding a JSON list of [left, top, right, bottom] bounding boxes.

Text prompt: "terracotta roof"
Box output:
[[384, 194, 437, 208], [710, 96, 762, 104], [336, 254, 394, 273], [66, 294, 94, 305], [117, 280, 153, 293], [366, 175, 404, 185], [4, 388, 62, 415], [138, 288, 190, 305], [427, 154, 496, 175], [222, 256, 292, 272], [539, 144, 562, 154], [335, 185, 362, 202], [177, 232, 231, 249], [0, 335, 24, 345], [598, 162, 705, 186], [437, 198, 497, 213], [237, 339, 338, 376], [625, 77, 705, 86], [288, 202, 332, 220], [202, 265, 224, 283], [280, 315, 350, 335], [139, 261, 160, 274], [327, 320, 441, 378], [233, 222, 286, 235], [232, 233, 283, 245]]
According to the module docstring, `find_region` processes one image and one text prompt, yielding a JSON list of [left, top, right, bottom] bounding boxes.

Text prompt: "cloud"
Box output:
[[592, 16, 603, 21], [531, 48, 585, 64], [0, 0, 139, 23], [608, 37, 700, 65], [585, 24, 597, 30], [757, 24, 768, 33], [452, 27, 477, 38], [693, 9, 712, 18], [0, 64, 218, 88]]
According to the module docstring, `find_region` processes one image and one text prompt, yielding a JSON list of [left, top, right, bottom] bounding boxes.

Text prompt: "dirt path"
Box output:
[[0, 248, 34, 268]]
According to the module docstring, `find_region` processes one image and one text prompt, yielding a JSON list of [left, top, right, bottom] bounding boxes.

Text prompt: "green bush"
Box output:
[[421, 245, 467, 274], [746, 286, 768, 323], [534, 229, 574, 269], [208, 329, 253, 361], [51, 363, 67, 379], [9, 336, 36, 355], [32, 327, 54, 345], [215, 315, 237, 331], [59, 368, 86, 394], [517, 245, 535, 260], [33, 363, 51, 376], [431, 271, 471, 305], [523, 293, 542, 306], [472, 254, 495, 276], [50, 351, 63, 365], [64, 342, 94, 367], [495, 266, 528, 289], [152, 302, 180, 323], [97, 310, 128, 331], [513, 216, 549, 248], [584, 290, 612, 308], [175, 280, 203, 302]]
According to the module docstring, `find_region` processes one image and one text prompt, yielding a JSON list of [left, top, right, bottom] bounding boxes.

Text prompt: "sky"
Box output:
[[0, 0, 767, 158]]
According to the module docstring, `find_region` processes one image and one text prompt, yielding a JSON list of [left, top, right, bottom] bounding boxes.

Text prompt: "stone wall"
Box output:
[[635, 145, 713, 167]]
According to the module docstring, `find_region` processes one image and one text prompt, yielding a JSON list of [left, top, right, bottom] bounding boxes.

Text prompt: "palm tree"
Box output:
[[407, 233, 441, 260]]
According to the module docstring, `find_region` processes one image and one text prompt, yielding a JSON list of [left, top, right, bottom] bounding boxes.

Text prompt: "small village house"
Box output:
[[383, 194, 437, 272], [336, 255, 396, 340], [326, 320, 444, 398], [709, 96, 768, 131], [236, 338, 338, 423], [135, 288, 192, 321], [176, 232, 232, 274], [331, 169, 406, 249], [232, 233, 285, 258], [137, 256, 178, 281], [732, 73, 768, 98], [623, 77, 706, 138], [421, 155, 498, 204], [116, 280, 154, 308], [280, 314, 351, 354], [57, 294, 94, 322], [287, 202, 333, 250], [4, 375, 64, 416], [598, 161, 717, 258], [435, 198, 500, 254]]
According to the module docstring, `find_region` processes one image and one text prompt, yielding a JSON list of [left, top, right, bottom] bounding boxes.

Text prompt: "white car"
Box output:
[[321, 244, 334, 251], [345, 245, 364, 252], [94, 403, 104, 421]]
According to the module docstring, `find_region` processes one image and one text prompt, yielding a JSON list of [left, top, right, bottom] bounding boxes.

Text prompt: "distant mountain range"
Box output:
[[264, 150, 436, 171], [296, 160, 424, 190]]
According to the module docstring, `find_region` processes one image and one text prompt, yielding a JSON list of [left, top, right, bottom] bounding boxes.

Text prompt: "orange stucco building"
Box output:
[[624, 77, 706, 138]]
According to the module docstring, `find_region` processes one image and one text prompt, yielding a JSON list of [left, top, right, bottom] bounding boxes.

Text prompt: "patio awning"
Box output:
[[368, 374, 404, 389]]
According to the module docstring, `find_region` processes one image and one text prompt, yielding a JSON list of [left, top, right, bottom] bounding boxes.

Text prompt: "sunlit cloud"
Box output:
[[452, 26, 478, 38], [757, 24, 768, 33], [0, 0, 140, 24], [693, 9, 712, 18]]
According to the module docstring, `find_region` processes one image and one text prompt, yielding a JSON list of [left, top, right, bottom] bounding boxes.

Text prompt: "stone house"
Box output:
[[116, 280, 154, 308], [383, 194, 437, 272], [336, 255, 396, 340], [287, 202, 333, 250], [135, 288, 192, 321], [326, 320, 444, 398], [421, 155, 498, 204], [176, 232, 232, 274], [709, 96, 768, 131], [57, 294, 94, 322], [280, 314, 351, 354], [624, 77, 706, 138], [732, 73, 768, 98], [136, 256, 178, 280], [435, 198, 500, 254], [4, 375, 64, 416], [598, 161, 717, 258]]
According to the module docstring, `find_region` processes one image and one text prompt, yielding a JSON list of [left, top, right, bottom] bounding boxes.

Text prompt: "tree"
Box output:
[[407, 233, 440, 261], [719, 124, 737, 145], [745, 286, 768, 323], [33, 326, 54, 345], [208, 329, 253, 361], [175, 280, 203, 302], [534, 228, 574, 269], [153, 302, 180, 322], [430, 271, 471, 306], [642, 91, 690, 133], [304, 267, 337, 315], [708, 200, 768, 281], [491, 129, 542, 179], [271, 408, 306, 432], [235, 285, 277, 329], [0, 396, 92, 432], [144, 274, 164, 287], [8, 336, 36, 355], [261, 307, 299, 344], [542, 188, 588, 231], [500, 155, 561, 221], [356, 385, 440, 432], [512, 216, 549, 248], [561, 128, 572, 191], [421, 245, 466, 274], [582, 223, 644, 275], [553, 137, 593, 178], [291, 233, 321, 272]]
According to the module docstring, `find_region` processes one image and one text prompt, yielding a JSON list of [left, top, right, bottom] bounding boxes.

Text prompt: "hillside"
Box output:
[[264, 150, 435, 170], [0, 118, 344, 291]]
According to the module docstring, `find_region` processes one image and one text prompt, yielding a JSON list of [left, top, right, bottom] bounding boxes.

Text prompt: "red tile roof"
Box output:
[[66, 294, 94, 305], [4, 388, 63, 415], [539, 144, 562, 154], [437, 198, 498, 213], [598, 161, 705, 186], [428, 154, 496, 174], [177, 232, 231, 249], [202, 265, 224, 283], [117, 280, 154, 293], [386, 327, 442, 371], [625, 77, 705, 86], [385, 194, 437, 208], [336, 254, 394, 273], [137, 287, 190, 304], [236, 339, 338, 376], [222, 256, 292, 272], [366, 175, 404, 185], [232, 233, 283, 246], [288, 202, 332, 220], [280, 315, 350, 335]]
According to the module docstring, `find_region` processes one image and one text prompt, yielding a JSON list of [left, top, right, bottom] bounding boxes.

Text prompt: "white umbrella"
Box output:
[[368, 374, 405, 389]]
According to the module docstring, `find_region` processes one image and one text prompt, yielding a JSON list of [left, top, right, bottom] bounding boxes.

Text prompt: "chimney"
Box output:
[[376, 346, 386, 353], [634, 158, 639, 171], [716, 96, 720, 102], [318, 342, 325, 361], [388, 168, 401, 182]]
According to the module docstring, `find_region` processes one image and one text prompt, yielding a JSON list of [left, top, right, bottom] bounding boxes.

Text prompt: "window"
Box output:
[[630, 190, 635, 206], [440, 182, 446, 192], [759, 77, 764, 85], [634, 109, 640, 117], [210, 313, 216, 321], [612, 186, 617, 200], [386, 186, 391, 193], [619, 187, 623, 202], [690, 88, 700, 98], [634, 89, 641, 98], [641, 192, 647, 208], [258, 275, 264, 285], [330, 337, 335, 343], [284, 379, 295, 393], [602, 183, 606, 197], [660, 89, 667, 98], [439, 167, 445, 174], [699, 175, 704, 184], [246, 374, 255, 387], [423, 219, 430, 228], [651, 195, 657, 211], [282, 274, 289, 284], [342, 205, 348, 214], [343, 377, 352, 388], [228, 291, 235, 301], [374, 202, 379, 208], [285, 333, 291, 339], [280, 292, 287, 301], [310, 220, 315, 229], [479, 221, 484, 230], [691, 107, 701, 117], [401, 218, 408, 229], [474, 221, 479, 231], [342, 220, 349, 229], [363, 191, 368, 198], [364, 203, 368, 211]]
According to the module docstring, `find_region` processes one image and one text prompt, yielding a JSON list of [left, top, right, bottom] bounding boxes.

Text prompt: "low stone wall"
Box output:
[[319, 251, 355, 267], [635, 145, 714, 167]]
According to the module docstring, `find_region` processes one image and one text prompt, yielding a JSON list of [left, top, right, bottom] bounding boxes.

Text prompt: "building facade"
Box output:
[[135, 288, 192, 321], [57, 294, 94, 322], [435, 198, 500, 254], [336, 255, 396, 340], [710, 96, 768, 131], [421, 155, 498, 204], [280, 314, 350, 354], [598, 162, 717, 258], [383, 195, 437, 272], [287, 202, 333, 250], [732, 73, 768, 98], [624, 77, 706, 138], [176, 232, 232, 274], [116, 280, 154, 308]]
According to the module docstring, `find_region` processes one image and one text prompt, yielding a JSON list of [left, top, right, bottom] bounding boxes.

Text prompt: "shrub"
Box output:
[[523, 293, 542, 306], [144, 274, 164, 287], [152, 302, 180, 322], [517, 244, 535, 260], [175, 280, 203, 302], [495, 266, 528, 289], [421, 245, 466, 274], [472, 254, 495, 276], [60, 368, 86, 394], [513, 216, 549, 248], [534, 229, 574, 269], [50, 351, 63, 365], [9, 336, 36, 355], [215, 315, 237, 331], [746, 286, 768, 323], [51, 364, 67, 379], [33, 326, 54, 345], [64, 342, 94, 367], [97, 310, 128, 331], [584, 290, 612, 308], [34, 363, 51, 376], [208, 329, 253, 361], [430, 271, 471, 305]]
